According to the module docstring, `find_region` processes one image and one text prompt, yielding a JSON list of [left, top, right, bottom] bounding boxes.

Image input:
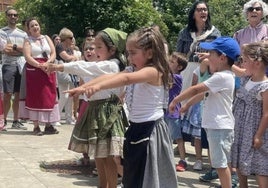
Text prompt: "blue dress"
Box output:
[[231, 77, 268, 176]]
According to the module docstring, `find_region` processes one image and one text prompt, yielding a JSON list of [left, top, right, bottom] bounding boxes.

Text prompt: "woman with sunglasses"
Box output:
[[234, 0, 268, 46]]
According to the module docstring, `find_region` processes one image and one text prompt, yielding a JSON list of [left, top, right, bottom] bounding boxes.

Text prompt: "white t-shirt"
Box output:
[[202, 70, 235, 129]]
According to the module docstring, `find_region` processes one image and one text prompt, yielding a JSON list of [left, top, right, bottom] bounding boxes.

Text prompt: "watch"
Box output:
[[13, 44, 17, 51]]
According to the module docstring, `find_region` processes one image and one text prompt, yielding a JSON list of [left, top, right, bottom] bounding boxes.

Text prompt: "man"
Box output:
[[0, 7, 27, 130]]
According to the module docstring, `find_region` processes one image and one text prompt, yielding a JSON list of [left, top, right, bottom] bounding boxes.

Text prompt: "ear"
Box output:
[[146, 49, 153, 59], [109, 46, 116, 56], [177, 65, 184, 72]]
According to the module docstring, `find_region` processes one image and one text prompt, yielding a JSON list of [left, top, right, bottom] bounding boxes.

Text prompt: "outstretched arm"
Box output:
[[66, 67, 159, 98], [169, 83, 208, 114], [180, 92, 204, 114]]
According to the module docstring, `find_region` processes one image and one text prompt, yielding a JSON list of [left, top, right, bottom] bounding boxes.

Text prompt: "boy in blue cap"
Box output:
[[169, 37, 240, 188]]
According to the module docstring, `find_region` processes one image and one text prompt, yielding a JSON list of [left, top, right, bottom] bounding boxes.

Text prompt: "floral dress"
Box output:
[[231, 77, 268, 176]]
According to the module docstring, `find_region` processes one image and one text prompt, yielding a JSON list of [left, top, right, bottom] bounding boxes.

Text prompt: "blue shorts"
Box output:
[[206, 129, 234, 168], [165, 117, 183, 140]]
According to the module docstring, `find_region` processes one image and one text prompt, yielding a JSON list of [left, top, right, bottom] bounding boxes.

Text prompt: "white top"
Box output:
[[0, 26, 27, 65], [28, 35, 51, 58], [202, 70, 235, 129], [129, 82, 165, 123], [64, 59, 124, 101]]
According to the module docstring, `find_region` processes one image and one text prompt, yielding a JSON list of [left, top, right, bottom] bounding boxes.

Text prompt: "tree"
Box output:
[[13, 0, 167, 47]]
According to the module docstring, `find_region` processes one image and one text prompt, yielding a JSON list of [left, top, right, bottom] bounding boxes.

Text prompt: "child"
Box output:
[[66, 27, 178, 188], [44, 28, 127, 188], [164, 52, 188, 172], [169, 37, 240, 188], [231, 41, 268, 188]]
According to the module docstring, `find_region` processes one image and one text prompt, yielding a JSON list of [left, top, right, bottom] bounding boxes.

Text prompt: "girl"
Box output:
[[231, 41, 268, 188], [66, 27, 178, 188], [44, 28, 127, 188]]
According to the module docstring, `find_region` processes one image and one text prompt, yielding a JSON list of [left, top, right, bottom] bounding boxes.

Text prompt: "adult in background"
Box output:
[[176, 0, 220, 174], [0, 7, 27, 130], [234, 0, 268, 46], [19, 17, 59, 135], [56, 28, 79, 125]]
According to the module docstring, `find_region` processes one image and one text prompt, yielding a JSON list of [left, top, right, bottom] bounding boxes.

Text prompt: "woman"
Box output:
[[19, 18, 59, 135], [234, 0, 268, 46], [56, 28, 79, 125]]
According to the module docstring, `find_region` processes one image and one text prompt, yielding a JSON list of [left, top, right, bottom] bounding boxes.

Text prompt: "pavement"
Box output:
[[0, 115, 258, 188]]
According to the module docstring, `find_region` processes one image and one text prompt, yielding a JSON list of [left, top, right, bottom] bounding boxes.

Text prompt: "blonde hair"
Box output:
[[59, 27, 73, 41]]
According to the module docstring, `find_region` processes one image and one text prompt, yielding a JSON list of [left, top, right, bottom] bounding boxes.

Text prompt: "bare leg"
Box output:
[[105, 156, 118, 188], [3, 93, 12, 120], [12, 92, 20, 121], [217, 167, 232, 188], [113, 156, 123, 177], [194, 138, 202, 161], [237, 169, 248, 188], [176, 138, 186, 160], [256, 175, 268, 188], [95, 158, 108, 188]]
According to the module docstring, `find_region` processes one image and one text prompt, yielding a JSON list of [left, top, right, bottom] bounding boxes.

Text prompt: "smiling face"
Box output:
[[28, 19, 41, 37], [194, 3, 208, 25], [247, 2, 263, 26]]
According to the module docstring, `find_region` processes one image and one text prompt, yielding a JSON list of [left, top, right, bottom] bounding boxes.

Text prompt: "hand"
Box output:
[[84, 85, 101, 98], [253, 134, 263, 149], [180, 104, 189, 114], [41, 63, 56, 74], [64, 86, 86, 97], [196, 52, 209, 62], [168, 101, 176, 114]]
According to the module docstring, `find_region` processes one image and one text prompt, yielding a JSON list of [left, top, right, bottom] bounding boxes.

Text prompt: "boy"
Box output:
[[164, 52, 188, 171], [169, 37, 240, 188]]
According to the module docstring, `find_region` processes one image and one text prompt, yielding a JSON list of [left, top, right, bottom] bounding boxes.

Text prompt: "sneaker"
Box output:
[[44, 125, 59, 134], [231, 173, 238, 188], [92, 168, 98, 176], [193, 160, 203, 171], [199, 168, 218, 182], [51, 122, 61, 126], [11, 121, 27, 130], [176, 160, 187, 172], [65, 120, 76, 125], [33, 127, 43, 136]]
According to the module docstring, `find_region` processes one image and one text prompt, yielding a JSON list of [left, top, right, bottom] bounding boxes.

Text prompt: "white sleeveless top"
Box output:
[[128, 82, 165, 123], [28, 35, 51, 58]]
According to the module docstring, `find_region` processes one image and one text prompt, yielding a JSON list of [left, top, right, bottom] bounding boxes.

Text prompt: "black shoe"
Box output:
[[11, 120, 27, 130], [44, 125, 59, 134]]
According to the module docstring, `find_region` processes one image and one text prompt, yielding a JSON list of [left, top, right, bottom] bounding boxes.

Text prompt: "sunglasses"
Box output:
[[68, 36, 74, 40], [84, 47, 95, 51], [196, 8, 208, 12], [7, 14, 18, 17], [247, 6, 263, 12]]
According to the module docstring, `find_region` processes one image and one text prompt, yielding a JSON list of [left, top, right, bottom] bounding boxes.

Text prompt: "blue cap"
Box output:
[[200, 37, 240, 61]]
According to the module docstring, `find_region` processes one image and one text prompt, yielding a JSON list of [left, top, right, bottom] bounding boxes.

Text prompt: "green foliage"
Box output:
[[10, 0, 261, 50]]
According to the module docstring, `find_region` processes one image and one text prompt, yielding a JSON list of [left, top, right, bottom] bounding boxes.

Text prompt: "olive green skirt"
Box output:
[[68, 96, 127, 158]]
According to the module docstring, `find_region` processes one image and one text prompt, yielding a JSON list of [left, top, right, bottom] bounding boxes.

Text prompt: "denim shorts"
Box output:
[[165, 117, 183, 140], [206, 129, 234, 168]]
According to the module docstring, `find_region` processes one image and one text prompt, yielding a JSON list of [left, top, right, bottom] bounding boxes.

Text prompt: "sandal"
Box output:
[[44, 125, 59, 134], [33, 127, 43, 136]]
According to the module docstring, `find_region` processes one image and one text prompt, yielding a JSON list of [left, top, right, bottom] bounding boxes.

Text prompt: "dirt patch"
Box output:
[[39, 159, 96, 177]]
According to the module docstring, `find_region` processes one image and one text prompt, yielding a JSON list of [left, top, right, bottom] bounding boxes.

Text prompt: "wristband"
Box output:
[[13, 44, 17, 51]]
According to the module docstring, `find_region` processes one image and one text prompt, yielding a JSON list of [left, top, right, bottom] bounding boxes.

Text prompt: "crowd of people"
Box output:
[[0, 0, 268, 187]]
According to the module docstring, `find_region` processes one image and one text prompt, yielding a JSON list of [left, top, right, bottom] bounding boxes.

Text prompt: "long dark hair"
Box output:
[[187, 1, 212, 32]]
